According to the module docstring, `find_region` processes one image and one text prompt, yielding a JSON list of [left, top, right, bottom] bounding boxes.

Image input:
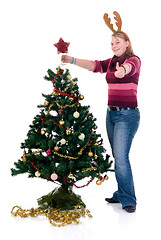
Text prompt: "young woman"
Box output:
[[61, 30, 141, 213]]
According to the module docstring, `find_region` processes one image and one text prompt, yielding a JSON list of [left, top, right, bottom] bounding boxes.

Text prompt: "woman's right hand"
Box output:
[[61, 55, 72, 63], [61, 56, 94, 71]]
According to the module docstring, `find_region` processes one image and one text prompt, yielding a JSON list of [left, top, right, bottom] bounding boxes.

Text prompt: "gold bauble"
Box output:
[[59, 119, 65, 125], [41, 129, 46, 135], [104, 175, 109, 181], [44, 100, 49, 106], [69, 97, 74, 101], [88, 150, 93, 157], [35, 171, 41, 177], [94, 154, 98, 160], [80, 94, 84, 100], [68, 173, 74, 179], [54, 145, 59, 152], [88, 115, 92, 119], [66, 129, 71, 135], [94, 142, 99, 146], [96, 180, 102, 185], [93, 125, 97, 130]]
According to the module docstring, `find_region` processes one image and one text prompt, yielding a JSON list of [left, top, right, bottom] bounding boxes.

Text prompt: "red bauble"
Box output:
[[54, 38, 70, 54], [46, 149, 51, 156]]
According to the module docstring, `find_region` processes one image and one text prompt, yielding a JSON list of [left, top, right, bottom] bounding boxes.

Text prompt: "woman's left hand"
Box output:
[[114, 62, 125, 78]]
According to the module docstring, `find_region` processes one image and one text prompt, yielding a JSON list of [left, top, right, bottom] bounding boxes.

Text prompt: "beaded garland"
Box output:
[[11, 204, 92, 227]]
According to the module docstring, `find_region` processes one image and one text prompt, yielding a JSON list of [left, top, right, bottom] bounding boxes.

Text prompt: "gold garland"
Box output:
[[45, 103, 54, 117], [11, 205, 92, 227], [22, 150, 43, 162], [54, 151, 78, 160], [53, 142, 89, 160], [82, 167, 97, 173], [22, 142, 89, 163], [23, 149, 79, 161], [47, 74, 76, 110], [66, 76, 76, 86], [55, 101, 76, 109], [78, 143, 88, 155]]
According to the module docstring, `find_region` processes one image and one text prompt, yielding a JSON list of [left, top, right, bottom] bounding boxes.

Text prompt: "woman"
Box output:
[[61, 28, 141, 213]]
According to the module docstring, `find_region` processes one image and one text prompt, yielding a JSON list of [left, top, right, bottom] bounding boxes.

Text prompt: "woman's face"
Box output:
[[111, 36, 129, 57]]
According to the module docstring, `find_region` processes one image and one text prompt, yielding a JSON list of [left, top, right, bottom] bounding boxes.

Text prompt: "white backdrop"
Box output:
[[1, 0, 161, 239]]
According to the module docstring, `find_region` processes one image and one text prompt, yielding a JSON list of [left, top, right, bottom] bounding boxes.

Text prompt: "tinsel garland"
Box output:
[[45, 103, 53, 117], [54, 87, 78, 103], [52, 68, 79, 103], [40, 115, 60, 126], [54, 151, 78, 160], [11, 205, 92, 227], [72, 178, 94, 188], [54, 100, 76, 109]]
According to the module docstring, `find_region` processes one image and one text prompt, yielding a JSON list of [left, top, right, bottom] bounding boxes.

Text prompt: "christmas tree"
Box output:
[[11, 66, 112, 210], [11, 38, 112, 213]]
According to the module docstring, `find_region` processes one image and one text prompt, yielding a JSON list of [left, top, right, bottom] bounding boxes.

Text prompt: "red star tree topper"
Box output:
[[54, 38, 70, 54]]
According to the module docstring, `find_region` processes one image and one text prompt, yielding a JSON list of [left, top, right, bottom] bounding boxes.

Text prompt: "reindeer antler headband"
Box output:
[[103, 11, 129, 41], [103, 11, 122, 33]]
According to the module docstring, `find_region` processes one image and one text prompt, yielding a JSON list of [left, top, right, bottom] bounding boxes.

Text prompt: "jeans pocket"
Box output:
[[120, 109, 140, 126]]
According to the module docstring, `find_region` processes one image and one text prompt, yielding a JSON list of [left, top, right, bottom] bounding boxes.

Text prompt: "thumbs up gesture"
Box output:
[[114, 62, 125, 78]]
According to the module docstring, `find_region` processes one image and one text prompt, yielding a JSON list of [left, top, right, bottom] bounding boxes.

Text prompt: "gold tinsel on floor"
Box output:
[[11, 205, 92, 227]]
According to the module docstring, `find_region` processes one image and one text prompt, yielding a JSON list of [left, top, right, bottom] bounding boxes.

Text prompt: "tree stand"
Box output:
[[37, 185, 86, 210]]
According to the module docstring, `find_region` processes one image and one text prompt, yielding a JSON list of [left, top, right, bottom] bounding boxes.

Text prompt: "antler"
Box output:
[[113, 11, 122, 31], [103, 13, 116, 33], [103, 11, 122, 33]]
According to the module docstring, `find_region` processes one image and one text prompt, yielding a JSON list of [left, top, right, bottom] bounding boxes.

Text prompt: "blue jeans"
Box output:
[[106, 108, 140, 207]]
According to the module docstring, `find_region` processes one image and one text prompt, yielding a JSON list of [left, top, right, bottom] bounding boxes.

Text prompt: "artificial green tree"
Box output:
[[11, 66, 112, 210]]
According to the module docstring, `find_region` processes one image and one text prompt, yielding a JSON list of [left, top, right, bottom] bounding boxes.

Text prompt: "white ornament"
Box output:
[[61, 79, 65, 84], [60, 138, 66, 145], [50, 110, 58, 116], [35, 171, 41, 177], [78, 133, 85, 141], [73, 111, 80, 118], [51, 173, 58, 181]]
